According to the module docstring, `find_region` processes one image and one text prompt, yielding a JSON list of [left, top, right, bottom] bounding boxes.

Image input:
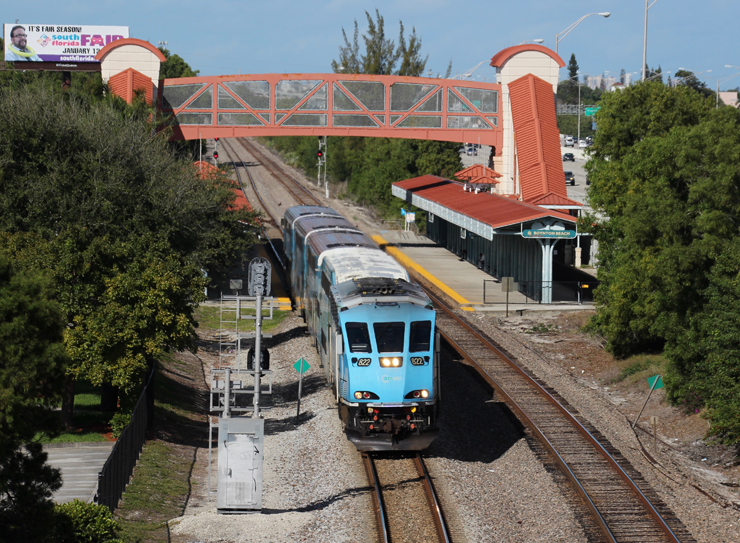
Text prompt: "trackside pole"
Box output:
[[632, 374, 663, 428], [253, 293, 262, 418], [296, 364, 303, 419], [294, 358, 310, 419]]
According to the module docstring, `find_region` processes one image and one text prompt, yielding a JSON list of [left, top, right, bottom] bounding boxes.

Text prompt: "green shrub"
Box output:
[[110, 412, 131, 439], [55, 500, 123, 543], [526, 323, 558, 334], [610, 355, 663, 384]]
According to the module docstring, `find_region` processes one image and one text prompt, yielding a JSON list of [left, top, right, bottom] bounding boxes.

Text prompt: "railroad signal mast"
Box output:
[[209, 257, 274, 513], [317, 136, 328, 197]]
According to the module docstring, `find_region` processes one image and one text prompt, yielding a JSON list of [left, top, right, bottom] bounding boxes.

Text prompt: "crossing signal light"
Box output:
[[214, 137, 219, 142], [213, 151, 219, 159], [317, 150, 323, 158]]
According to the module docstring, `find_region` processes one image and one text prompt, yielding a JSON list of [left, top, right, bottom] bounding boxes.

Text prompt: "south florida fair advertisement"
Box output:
[[4, 23, 129, 63]]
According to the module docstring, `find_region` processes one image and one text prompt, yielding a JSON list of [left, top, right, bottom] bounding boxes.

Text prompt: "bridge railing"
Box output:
[[158, 73, 503, 148]]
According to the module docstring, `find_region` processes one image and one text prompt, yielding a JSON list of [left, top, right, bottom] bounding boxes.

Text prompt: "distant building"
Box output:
[[719, 91, 740, 108], [586, 75, 601, 90]]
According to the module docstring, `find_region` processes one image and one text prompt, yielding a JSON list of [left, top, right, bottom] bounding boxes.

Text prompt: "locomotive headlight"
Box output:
[[391, 358, 400, 367], [354, 391, 363, 399], [421, 389, 429, 398], [381, 358, 391, 367]]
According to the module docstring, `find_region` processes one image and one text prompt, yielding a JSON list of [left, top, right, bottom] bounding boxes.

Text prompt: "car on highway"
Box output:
[[563, 152, 575, 162], [564, 171, 575, 185], [564, 136, 575, 147], [466, 146, 477, 156], [578, 139, 588, 148]]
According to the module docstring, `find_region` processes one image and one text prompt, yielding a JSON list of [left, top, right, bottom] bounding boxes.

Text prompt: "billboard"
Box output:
[[4, 24, 129, 63]]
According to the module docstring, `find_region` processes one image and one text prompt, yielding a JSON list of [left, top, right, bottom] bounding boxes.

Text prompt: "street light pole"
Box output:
[[642, 0, 662, 81], [577, 80, 582, 145], [555, 12, 611, 56]]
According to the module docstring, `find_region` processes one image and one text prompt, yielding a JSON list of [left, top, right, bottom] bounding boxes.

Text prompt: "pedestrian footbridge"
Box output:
[[95, 40, 592, 303], [159, 72, 503, 148]]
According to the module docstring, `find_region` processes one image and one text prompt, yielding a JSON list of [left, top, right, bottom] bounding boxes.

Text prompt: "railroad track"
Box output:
[[364, 452, 451, 543], [426, 289, 695, 543], [220, 138, 289, 273], [220, 138, 280, 228], [234, 137, 321, 208], [220, 139, 694, 541]]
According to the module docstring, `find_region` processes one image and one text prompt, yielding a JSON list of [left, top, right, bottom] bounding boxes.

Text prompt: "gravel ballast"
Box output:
[[168, 140, 739, 542]]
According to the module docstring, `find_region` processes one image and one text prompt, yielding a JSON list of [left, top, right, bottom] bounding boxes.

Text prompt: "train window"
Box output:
[[373, 322, 405, 353], [409, 321, 432, 352], [346, 322, 372, 353]]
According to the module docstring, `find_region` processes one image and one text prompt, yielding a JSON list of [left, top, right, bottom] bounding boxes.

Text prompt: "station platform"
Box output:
[[373, 230, 593, 315]]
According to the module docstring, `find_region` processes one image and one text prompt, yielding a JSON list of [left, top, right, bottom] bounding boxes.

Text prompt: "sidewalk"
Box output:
[[44, 442, 115, 504]]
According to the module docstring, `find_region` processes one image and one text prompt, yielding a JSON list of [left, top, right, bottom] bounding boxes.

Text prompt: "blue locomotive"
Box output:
[[282, 205, 439, 451]]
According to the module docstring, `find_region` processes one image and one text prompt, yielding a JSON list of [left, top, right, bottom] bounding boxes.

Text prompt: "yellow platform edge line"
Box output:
[[276, 297, 292, 310], [372, 235, 474, 310]]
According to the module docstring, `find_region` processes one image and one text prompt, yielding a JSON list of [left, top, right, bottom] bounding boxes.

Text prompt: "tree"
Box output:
[[585, 83, 715, 357], [673, 69, 714, 100], [331, 10, 427, 77], [584, 81, 740, 444], [158, 47, 199, 79], [311, 10, 460, 219], [0, 83, 260, 421], [0, 256, 67, 541], [567, 53, 579, 81], [396, 22, 428, 77], [665, 237, 740, 445]]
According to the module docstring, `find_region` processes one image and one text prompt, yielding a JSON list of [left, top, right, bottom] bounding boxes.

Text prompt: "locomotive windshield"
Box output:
[[409, 321, 432, 352], [373, 322, 405, 353], [346, 322, 372, 353]]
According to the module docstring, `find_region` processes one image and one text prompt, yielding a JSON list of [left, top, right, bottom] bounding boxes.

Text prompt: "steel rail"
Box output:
[[221, 138, 280, 228], [220, 138, 286, 270], [363, 453, 390, 543], [426, 289, 684, 543], [414, 453, 452, 543], [235, 138, 321, 207]]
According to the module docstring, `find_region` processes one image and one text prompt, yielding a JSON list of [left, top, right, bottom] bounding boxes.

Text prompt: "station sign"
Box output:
[[522, 229, 576, 239], [4, 23, 129, 64]]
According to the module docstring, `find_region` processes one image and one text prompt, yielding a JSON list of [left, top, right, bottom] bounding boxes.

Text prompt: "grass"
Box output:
[[37, 380, 112, 444], [609, 354, 666, 386], [526, 323, 559, 334], [195, 304, 290, 333], [115, 355, 204, 542], [115, 441, 193, 542]]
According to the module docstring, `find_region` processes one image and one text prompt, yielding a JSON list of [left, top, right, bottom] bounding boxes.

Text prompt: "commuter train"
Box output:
[[282, 205, 439, 451]]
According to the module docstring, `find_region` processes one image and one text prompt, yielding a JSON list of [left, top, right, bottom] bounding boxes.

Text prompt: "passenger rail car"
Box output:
[[282, 206, 439, 451]]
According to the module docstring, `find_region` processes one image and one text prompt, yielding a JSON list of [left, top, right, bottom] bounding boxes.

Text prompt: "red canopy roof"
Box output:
[[455, 164, 502, 184], [394, 175, 576, 230], [193, 161, 252, 211]]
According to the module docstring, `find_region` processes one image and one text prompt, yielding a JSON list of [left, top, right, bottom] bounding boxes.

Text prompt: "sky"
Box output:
[[6, 0, 740, 90]]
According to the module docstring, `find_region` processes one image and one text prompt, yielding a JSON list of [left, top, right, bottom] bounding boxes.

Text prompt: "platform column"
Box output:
[[538, 239, 555, 304]]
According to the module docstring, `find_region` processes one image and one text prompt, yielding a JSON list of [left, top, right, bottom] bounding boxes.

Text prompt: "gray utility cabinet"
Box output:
[[217, 417, 264, 512]]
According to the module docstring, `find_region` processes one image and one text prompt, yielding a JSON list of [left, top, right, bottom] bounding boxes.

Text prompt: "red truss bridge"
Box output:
[[158, 73, 502, 148]]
